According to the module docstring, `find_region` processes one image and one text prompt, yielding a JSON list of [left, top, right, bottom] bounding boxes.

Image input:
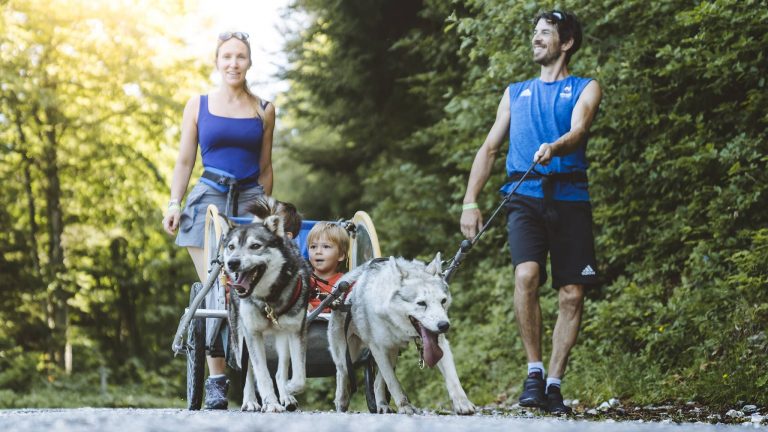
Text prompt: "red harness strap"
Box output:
[[271, 276, 304, 317]]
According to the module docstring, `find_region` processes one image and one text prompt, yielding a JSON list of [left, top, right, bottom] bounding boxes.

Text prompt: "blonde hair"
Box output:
[[307, 222, 350, 260], [215, 34, 267, 120]]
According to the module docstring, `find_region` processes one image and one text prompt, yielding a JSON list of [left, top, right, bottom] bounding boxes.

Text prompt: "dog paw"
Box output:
[[335, 401, 349, 413], [262, 403, 286, 413], [397, 403, 416, 415], [241, 401, 261, 412], [452, 397, 477, 415], [374, 402, 393, 414], [280, 394, 299, 411]]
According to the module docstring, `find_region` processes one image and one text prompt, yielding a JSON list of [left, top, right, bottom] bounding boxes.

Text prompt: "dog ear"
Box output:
[[217, 214, 235, 237], [425, 252, 442, 276], [387, 256, 408, 279], [263, 214, 285, 238]]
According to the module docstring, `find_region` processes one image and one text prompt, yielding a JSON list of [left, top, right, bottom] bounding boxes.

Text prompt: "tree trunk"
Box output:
[[38, 106, 69, 372], [15, 117, 43, 279]]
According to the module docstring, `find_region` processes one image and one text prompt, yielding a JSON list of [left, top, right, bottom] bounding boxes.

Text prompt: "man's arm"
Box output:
[[533, 80, 602, 165], [460, 88, 511, 239]]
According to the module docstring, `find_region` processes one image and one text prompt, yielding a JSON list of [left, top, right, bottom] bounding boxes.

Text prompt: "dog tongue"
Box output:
[[230, 272, 249, 292], [419, 324, 443, 368]]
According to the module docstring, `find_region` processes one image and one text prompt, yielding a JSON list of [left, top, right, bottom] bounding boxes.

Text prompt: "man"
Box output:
[[459, 10, 602, 415]]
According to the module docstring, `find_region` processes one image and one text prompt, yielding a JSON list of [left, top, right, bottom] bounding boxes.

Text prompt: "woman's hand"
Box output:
[[162, 204, 181, 235]]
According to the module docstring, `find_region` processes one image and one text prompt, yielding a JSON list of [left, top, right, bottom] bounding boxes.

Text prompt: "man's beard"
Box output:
[[533, 46, 561, 66]]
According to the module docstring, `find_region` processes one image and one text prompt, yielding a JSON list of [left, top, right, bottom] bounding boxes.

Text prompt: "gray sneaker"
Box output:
[[204, 376, 229, 410]]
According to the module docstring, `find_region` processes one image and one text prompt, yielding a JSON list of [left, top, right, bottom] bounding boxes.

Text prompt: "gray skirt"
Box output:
[[175, 182, 265, 248]]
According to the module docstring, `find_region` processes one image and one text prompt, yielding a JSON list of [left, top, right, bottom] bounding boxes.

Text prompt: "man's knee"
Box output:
[[558, 284, 584, 310], [515, 262, 540, 293]]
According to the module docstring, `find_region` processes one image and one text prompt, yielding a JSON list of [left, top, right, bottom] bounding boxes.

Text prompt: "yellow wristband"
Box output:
[[462, 203, 478, 211]]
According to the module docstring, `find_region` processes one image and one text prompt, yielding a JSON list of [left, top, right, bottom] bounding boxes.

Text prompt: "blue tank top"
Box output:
[[197, 95, 265, 185], [501, 76, 593, 201]]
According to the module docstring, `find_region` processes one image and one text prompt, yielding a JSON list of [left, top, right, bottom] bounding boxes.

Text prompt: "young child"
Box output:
[[276, 200, 302, 240], [244, 197, 302, 240], [306, 221, 350, 312]]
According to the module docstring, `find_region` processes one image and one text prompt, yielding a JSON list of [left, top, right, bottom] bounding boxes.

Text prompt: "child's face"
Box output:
[[309, 235, 345, 277]]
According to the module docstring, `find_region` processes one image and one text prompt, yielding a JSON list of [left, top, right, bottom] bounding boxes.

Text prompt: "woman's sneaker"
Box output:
[[518, 371, 547, 408], [545, 385, 572, 415], [204, 375, 229, 410]]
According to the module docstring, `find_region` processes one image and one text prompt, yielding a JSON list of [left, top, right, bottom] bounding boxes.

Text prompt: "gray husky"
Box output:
[[328, 254, 476, 415], [218, 208, 311, 413]]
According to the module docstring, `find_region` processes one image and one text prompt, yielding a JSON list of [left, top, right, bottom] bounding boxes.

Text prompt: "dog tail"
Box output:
[[244, 195, 279, 221]]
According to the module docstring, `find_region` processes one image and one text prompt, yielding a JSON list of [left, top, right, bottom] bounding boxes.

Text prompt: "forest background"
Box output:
[[0, 0, 766, 411]]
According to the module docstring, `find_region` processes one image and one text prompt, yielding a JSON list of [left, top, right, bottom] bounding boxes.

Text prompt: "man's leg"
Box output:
[[188, 247, 228, 408], [546, 283, 584, 414], [514, 261, 547, 408], [514, 261, 542, 363]]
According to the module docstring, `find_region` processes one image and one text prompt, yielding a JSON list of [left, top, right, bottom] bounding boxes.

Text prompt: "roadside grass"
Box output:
[[0, 372, 185, 409]]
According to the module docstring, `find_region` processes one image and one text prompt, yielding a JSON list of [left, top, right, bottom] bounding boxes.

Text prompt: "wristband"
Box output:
[[462, 203, 478, 211], [166, 203, 181, 215]]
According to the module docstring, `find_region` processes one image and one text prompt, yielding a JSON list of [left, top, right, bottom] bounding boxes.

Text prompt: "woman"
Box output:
[[162, 31, 274, 410]]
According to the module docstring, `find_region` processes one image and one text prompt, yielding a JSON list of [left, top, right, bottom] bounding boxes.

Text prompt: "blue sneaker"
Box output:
[[519, 371, 547, 408], [204, 376, 229, 410]]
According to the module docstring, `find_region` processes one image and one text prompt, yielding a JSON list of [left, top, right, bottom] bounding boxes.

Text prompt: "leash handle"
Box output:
[[443, 161, 538, 283]]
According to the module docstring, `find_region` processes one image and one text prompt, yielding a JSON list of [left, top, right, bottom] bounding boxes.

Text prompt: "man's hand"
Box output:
[[460, 208, 483, 240], [534, 143, 554, 165]]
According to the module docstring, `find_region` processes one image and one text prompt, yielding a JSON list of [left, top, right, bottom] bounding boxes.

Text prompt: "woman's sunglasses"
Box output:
[[218, 31, 249, 42]]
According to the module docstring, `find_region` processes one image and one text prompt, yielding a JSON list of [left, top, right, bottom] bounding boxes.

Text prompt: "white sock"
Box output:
[[527, 362, 545, 376], [209, 374, 226, 379], [546, 377, 562, 393]]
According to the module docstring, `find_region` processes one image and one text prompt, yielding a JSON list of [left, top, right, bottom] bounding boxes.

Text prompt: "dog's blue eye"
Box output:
[[417, 301, 427, 307]]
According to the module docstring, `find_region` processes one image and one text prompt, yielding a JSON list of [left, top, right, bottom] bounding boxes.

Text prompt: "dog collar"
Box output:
[[263, 276, 304, 327]]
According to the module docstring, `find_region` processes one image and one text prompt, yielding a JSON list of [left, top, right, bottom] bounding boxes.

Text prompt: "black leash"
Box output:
[[306, 281, 352, 323], [443, 161, 538, 283]]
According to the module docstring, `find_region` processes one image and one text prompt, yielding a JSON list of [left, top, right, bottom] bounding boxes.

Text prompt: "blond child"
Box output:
[[307, 222, 350, 312]]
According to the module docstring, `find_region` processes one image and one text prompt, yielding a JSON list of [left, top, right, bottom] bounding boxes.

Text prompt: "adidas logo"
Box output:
[[581, 265, 595, 276], [520, 88, 532, 97]]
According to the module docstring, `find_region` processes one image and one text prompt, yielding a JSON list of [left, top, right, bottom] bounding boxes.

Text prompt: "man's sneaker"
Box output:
[[518, 371, 547, 408], [546, 385, 572, 415], [204, 376, 229, 410]]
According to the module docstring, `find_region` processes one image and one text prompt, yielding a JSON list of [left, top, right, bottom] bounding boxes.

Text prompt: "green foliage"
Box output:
[[0, 0, 205, 393], [1, 0, 765, 410], [281, 0, 768, 410]]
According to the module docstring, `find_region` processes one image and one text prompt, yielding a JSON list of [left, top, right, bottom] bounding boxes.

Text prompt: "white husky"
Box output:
[[328, 254, 476, 415]]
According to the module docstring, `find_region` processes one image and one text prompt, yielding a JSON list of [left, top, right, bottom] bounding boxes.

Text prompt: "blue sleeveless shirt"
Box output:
[[197, 95, 265, 189], [501, 76, 593, 201]]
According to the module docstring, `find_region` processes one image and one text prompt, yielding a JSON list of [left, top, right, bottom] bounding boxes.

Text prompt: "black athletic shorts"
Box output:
[[506, 194, 598, 289]]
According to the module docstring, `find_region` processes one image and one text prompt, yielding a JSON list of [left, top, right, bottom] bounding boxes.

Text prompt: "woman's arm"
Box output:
[[258, 102, 276, 195], [163, 96, 200, 235]]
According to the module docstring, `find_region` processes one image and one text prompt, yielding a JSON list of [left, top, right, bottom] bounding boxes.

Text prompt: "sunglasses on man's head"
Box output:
[[219, 31, 249, 42], [549, 10, 566, 22]]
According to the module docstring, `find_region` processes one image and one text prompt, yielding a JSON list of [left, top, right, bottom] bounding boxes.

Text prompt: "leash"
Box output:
[[443, 160, 538, 283]]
